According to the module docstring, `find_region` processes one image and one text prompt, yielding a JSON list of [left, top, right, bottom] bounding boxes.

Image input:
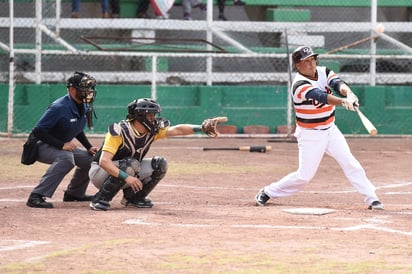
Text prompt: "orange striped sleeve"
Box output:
[[296, 85, 312, 100]]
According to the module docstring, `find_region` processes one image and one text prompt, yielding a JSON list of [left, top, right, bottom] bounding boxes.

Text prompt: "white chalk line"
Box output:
[[0, 240, 50, 252], [2, 181, 411, 194], [0, 199, 26, 202], [1, 181, 409, 252], [124, 215, 412, 236], [1, 181, 411, 206], [0, 185, 33, 190], [378, 182, 412, 189]]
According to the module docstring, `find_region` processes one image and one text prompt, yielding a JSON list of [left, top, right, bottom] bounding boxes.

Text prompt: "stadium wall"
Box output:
[[1, 84, 411, 135]]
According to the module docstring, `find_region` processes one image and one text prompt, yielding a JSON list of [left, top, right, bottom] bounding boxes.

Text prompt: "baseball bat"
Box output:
[[324, 35, 379, 54], [203, 145, 272, 153], [355, 107, 377, 136]]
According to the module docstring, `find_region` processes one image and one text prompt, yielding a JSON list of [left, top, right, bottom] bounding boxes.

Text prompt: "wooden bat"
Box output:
[[324, 35, 379, 54], [355, 107, 377, 136], [203, 145, 272, 153]]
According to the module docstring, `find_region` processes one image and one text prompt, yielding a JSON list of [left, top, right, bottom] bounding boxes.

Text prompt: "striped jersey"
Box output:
[[292, 66, 340, 130]]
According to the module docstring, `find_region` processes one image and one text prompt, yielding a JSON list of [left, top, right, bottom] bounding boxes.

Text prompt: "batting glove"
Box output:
[[346, 91, 359, 107], [342, 98, 356, 111]]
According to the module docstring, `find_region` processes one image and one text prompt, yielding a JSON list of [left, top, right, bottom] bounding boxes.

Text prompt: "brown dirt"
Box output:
[[0, 137, 411, 273]]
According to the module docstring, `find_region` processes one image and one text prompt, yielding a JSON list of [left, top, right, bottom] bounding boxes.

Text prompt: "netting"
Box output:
[[1, 1, 411, 84], [1, 0, 412, 135]]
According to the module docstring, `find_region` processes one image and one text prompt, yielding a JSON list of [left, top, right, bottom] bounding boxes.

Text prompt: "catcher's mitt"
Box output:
[[201, 117, 228, 137]]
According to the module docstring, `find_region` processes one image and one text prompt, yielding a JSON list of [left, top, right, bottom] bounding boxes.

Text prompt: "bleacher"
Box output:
[[1, 0, 411, 73]]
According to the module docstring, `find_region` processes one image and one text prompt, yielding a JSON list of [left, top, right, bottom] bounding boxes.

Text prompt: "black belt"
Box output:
[[312, 126, 331, 131]]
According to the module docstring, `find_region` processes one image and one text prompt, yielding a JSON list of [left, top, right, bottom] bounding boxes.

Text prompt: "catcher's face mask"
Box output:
[[127, 98, 163, 135], [145, 113, 156, 123], [77, 90, 95, 103], [141, 113, 162, 135], [67, 72, 97, 104]]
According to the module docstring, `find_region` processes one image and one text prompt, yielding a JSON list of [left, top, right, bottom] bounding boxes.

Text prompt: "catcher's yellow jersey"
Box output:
[[102, 120, 168, 157]]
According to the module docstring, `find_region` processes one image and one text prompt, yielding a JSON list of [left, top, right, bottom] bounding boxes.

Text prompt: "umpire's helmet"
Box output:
[[66, 71, 97, 103], [127, 98, 162, 134], [292, 46, 318, 66]]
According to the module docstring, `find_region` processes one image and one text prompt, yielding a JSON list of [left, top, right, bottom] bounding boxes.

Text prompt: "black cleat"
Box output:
[[121, 197, 153, 208], [89, 200, 110, 211], [368, 200, 384, 210], [26, 193, 53, 208], [255, 188, 270, 206]]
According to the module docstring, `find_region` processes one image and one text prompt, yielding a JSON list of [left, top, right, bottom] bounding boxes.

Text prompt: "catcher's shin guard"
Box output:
[[151, 156, 168, 180], [90, 176, 126, 211], [122, 156, 168, 207], [141, 156, 168, 197], [122, 187, 153, 208]]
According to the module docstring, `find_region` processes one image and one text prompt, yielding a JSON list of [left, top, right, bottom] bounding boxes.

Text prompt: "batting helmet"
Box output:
[[292, 46, 318, 66], [66, 71, 97, 103], [127, 98, 162, 134]]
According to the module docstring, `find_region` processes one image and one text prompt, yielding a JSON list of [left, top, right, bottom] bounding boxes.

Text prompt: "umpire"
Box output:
[[26, 72, 99, 208]]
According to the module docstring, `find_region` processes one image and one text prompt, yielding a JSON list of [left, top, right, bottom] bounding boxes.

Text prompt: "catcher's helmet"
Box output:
[[127, 98, 162, 134], [66, 71, 97, 103], [292, 46, 318, 66]]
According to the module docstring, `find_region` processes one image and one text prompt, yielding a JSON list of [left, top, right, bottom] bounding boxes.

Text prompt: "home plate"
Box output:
[[282, 208, 336, 215]]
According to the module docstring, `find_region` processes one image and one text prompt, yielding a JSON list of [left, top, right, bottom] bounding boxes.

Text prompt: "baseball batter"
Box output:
[[255, 46, 383, 210]]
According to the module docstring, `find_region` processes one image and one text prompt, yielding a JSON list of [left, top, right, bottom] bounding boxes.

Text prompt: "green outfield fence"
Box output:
[[1, 83, 411, 136]]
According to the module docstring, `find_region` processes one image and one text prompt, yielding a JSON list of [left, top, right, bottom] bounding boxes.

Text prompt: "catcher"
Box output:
[[89, 98, 227, 211]]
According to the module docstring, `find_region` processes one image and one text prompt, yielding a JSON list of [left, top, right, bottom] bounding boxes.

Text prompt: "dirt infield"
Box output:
[[0, 137, 411, 273]]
